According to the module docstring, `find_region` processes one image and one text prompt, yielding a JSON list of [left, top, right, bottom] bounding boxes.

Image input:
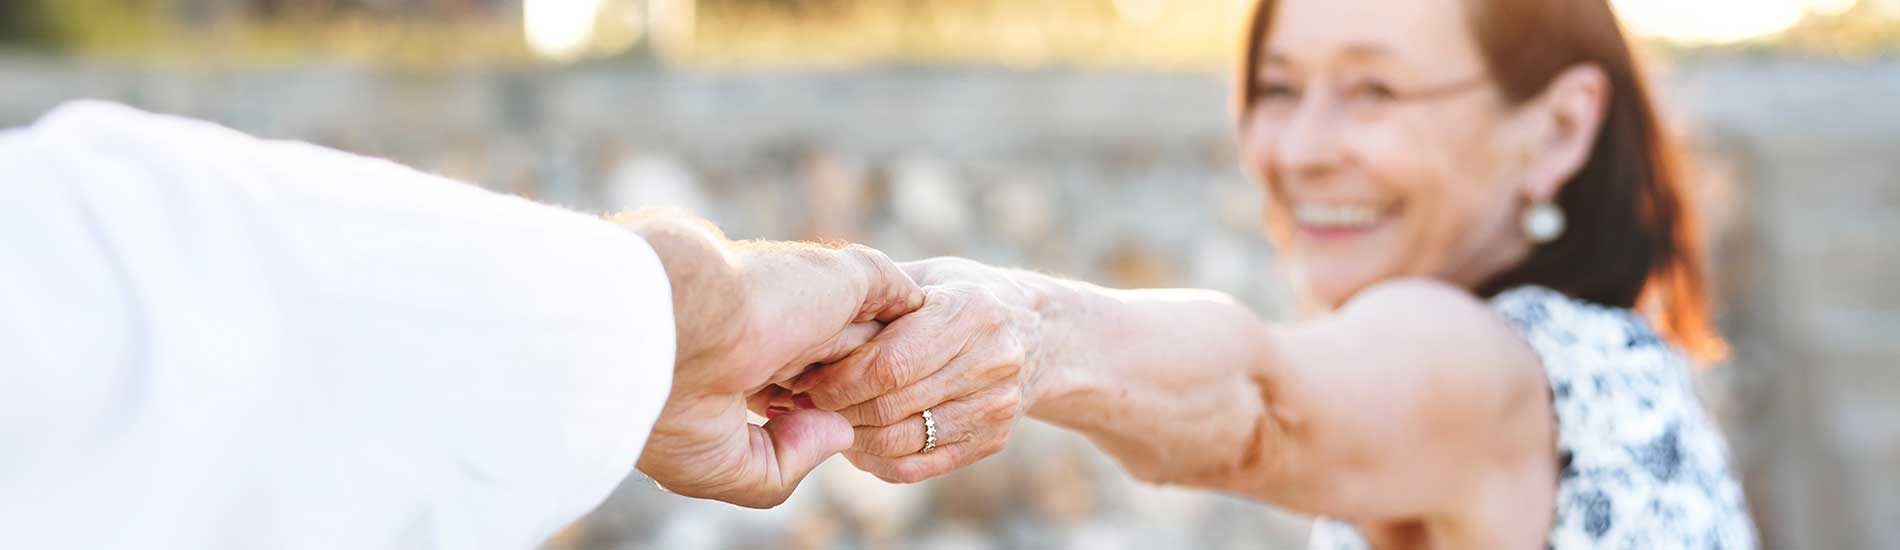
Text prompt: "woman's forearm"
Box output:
[[1009, 270, 1286, 488]]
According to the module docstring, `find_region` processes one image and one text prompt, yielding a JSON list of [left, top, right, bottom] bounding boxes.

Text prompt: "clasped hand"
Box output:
[[771, 257, 1040, 485], [625, 213, 1037, 508]]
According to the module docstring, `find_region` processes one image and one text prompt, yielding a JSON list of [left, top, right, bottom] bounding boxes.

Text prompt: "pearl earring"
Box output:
[[1523, 201, 1566, 244]]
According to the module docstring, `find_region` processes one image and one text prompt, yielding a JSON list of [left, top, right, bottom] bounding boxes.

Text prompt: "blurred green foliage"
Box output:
[[0, 0, 167, 50], [0, 0, 56, 46]]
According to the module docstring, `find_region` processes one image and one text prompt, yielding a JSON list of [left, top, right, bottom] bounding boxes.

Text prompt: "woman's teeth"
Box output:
[[1294, 204, 1387, 229]]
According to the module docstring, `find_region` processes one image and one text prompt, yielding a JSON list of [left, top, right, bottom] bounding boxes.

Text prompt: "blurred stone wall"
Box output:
[[1667, 59, 1900, 550], [2, 57, 1894, 549]]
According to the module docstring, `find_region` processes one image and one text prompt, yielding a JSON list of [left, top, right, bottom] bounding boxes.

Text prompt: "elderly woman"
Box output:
[[775, 0, 1757, 547]]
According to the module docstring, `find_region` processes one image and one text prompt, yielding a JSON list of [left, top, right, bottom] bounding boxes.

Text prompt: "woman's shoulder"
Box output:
[[1330, 279, 1549, 404], [1339, 279, 1542, 357], [1342, 277, 1508, 325], [1336, 280, 1674, 375], [1336, 278, 1536, 357], [1486, 285, 1684, 373]]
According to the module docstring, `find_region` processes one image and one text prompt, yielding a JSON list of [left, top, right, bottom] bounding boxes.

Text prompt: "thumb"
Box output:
[[845, 245, 925, 323], [747, 408, 852, 508]]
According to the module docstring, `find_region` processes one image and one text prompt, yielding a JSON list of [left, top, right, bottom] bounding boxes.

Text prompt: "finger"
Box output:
[[845, 245, 925, 323], [841, 383, 1022, 482], [842, 438, 1003, 485], [806, 321, 885, 366], [789, 297, 968, 410], [837, 345, 1012, 427], [849, 398, 976, 457], [770, 321, 883, 387], [733, 408, 852, 508]]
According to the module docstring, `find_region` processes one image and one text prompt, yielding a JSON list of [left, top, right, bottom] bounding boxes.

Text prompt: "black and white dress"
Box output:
[[1309, 286, 1757, 550]]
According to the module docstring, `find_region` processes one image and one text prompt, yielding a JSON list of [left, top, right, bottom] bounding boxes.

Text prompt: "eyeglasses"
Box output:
[[1246, 73, 1491, 129]]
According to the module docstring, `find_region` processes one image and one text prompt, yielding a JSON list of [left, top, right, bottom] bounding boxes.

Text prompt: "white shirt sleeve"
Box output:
[[0, 101, 675, 550]]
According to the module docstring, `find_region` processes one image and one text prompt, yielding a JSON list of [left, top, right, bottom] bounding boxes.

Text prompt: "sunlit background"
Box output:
[[5, 0, 1900, 67], [2, 1, 1896, 549]]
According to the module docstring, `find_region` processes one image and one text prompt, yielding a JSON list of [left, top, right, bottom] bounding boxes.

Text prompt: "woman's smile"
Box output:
[[1291, 201, 1399, 242]]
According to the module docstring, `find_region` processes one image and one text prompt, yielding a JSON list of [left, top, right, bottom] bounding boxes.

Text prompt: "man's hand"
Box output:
[[617, 211, 923, 508]]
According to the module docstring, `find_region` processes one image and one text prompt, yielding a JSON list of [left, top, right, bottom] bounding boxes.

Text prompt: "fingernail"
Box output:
[[793, 393, 816, 409]]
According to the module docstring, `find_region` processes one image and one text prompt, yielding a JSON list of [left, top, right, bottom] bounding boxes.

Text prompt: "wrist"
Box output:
[[612, 211, 747, 373], [996, 269, 1072, 417], [1017, 276, 1125, 426]]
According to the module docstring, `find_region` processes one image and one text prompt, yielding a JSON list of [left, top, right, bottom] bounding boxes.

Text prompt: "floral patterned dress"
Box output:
[[1310, 286, 1757, 550]]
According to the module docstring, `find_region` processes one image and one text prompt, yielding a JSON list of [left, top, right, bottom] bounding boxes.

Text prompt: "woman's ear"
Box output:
[[1521, 64, 1610, 202]]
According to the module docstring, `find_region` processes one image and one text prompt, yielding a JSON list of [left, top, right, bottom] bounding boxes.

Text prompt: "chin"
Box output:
[[1294, 261, 1382, 312]]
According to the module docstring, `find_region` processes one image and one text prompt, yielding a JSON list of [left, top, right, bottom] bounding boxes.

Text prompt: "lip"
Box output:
[[1298, 223, 1380, 241]]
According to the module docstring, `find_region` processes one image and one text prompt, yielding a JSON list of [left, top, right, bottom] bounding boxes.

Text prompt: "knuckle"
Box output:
[[984, 396, 1021, 423], [989, 356, 1023, 382], [837, 244, 873, 269], [998, 390, 1024, 412], [842, 243, 877, 259], [808, 386, 849, 411], [849, 244, 895, 268], [1002, 337, 1028, 363], [869, 361, 906, 396], [839, 404, 873, 426], [848, 246, 906, 293], [971, 296, 1007, 328], [870, 398, 906, 427]]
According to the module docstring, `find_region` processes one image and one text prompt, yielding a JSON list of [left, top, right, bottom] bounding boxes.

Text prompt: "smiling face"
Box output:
[[1239, 0, 1549, 309]]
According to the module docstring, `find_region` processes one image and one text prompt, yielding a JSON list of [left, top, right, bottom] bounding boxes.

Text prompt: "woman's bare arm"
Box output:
[[1003, 266, 1554, 520]]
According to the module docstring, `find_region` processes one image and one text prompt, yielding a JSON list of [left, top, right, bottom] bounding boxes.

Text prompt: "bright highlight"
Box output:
[[525, 0, 606, 60], [1610, 0, 1850, 44]]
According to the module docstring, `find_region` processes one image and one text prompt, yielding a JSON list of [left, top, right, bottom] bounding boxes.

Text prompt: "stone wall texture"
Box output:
[[3, 57, 1894, 549]]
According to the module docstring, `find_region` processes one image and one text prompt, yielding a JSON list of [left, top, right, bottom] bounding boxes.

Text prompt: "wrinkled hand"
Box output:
[[633, 231, 924, 508], [782, 257, 1042, 483]]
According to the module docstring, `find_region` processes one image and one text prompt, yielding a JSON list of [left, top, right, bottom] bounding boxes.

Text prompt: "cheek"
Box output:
[[1389, 124, 1524, 276], [1397, 185, 1484, 272], [1303, 126, 1491, 297], [1240, 125, 1296, 245]]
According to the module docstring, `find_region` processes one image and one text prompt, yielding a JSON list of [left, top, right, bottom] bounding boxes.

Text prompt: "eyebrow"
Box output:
[[1259, 42, 1395, 70], [1338, 43, 1395, 59]]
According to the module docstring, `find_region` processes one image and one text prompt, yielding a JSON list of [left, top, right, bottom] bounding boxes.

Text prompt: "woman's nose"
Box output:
[[1275, 95, 1348, 180]]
